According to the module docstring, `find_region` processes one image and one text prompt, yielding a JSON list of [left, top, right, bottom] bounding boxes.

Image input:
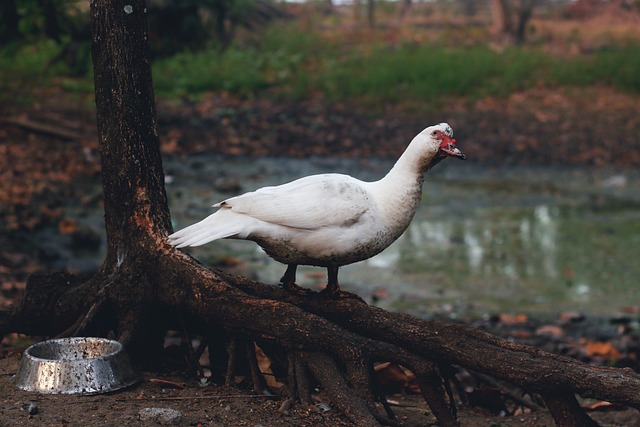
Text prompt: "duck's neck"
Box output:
[[383, 137, 439, 188], [372, 139, 439, 221]]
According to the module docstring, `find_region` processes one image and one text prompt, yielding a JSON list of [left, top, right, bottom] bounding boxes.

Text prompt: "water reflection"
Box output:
[[378, 191, 640, 316]]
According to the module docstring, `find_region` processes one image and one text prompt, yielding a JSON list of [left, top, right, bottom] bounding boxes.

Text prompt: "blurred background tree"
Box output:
[[0, 0, 286, 74], [1, 0, 639, 104]]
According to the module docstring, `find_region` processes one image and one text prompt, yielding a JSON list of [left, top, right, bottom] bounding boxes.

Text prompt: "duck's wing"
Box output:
[[214, 174, 371, 230]]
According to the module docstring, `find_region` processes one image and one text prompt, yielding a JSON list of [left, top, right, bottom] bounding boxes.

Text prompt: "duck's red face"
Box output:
[[435, 130, 466, 160]]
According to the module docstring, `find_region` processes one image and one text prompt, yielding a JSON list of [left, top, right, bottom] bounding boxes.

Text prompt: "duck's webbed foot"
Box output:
[[279, 264, 311, 295], [319, 266, 365, 302]]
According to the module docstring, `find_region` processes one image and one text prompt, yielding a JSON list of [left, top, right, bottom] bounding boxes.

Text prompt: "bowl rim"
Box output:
[[24, 337, 124, 363]]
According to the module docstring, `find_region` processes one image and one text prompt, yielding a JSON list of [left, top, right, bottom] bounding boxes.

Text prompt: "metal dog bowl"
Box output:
[[13, 337, 137, 395]]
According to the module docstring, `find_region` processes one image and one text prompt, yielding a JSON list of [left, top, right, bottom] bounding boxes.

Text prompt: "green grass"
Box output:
[[3, 24, 640, 106], [152, 25, 325, 98], [0, 40, 64, 104], [152, 26, 640, 104], [313, 45, 547, 102], [0, 39, 94, 106], [548, 45, 640, 92]]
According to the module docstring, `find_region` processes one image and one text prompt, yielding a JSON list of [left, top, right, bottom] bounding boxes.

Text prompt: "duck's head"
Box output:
[[429, 123, 466, 160], [415, 123, 466, 171]]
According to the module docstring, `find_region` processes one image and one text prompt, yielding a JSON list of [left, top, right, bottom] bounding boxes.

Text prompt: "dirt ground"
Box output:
[[1, 86, 640, 426], [2, 351, 640, 427], [0, 355, 640, 427]]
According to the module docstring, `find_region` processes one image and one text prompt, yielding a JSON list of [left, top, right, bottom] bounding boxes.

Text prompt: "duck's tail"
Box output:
[[168, 209, 246, 248]]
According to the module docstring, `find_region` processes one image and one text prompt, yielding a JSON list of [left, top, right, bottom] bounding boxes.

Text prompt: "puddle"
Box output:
[[41, 154, 640, 318], [163, 155, 640, 318]]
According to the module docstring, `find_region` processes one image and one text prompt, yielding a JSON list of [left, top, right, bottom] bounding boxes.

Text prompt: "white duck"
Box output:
[[169, 123, 465, 296]]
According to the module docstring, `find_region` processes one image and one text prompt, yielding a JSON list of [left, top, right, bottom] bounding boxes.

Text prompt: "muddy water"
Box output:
[[164, 155, 640, 318]]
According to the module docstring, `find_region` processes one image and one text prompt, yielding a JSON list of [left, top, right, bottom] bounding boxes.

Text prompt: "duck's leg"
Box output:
[[321, 266, 365, 302], [280, 264, 297, 288], [279, 264, 309, 294], [322, 266, 341, 296]]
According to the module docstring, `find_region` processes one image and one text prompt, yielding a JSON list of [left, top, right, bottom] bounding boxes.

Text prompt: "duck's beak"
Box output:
[[438, 134, 466, 160]]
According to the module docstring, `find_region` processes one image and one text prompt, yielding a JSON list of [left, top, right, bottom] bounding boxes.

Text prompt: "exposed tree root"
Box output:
[[225, 337, 239, 387], [473, 371, 545, 413], [3, 246, 640, 426], [542, 393, 601, 427], [290, 350, 312, 404], [414, 364, 459, 427], [302, 351, 382, 426]]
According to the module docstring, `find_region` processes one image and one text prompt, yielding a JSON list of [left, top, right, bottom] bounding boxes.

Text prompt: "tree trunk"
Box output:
[[91, 0, 172, 263], [0, 0, 19, 43], [352, 0, 361, 25], [3, 1, 640, 426], [491, 0, 538, 44], [37, 0, 63, 42], [397, 0, 412, 20], [89, 0, 173, 362], [514, 0, 536, 44], [491, 0, 512, 37]]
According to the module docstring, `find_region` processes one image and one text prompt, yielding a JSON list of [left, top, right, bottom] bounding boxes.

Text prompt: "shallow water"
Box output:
[[164, 155, 640, 318]]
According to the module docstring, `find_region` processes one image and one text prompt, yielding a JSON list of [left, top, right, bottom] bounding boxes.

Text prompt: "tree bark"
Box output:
[[514, 0, 536, 45], [490, 0, 538, 45], [91, 0, 172, 262], [0, 0, 19, 43], [2, 1, 640, 426], [490, 0, 512, 37]]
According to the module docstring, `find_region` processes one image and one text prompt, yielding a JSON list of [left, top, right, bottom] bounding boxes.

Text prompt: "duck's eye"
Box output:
[[431, 131, 438, 136]]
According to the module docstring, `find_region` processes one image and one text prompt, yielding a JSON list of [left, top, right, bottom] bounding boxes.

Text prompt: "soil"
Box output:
[[2, 345, 639, 427], [1, 86, 640, 426]]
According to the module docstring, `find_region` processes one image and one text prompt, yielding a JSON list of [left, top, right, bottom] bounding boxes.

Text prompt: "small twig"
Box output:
[[543, 393, 600, 427], [373, 373, 397, 421], [279, 397, 295, 413], [55, 299, 102, 338], [474, 371, 545, 412], [117, 394, 273, 401], [4, 116, 89, 140], [415, 365, 460, 427], [293, 351, 312, 403], [179, 318, 205, 378], [302, 351, 381, 426], [146, 378, 187, 389], [385, 399, 420, 409], [55, 277, 118, 338], [440, 365, 459, 418], [246, 340, 269, 394], [225, 337, 238, 387]]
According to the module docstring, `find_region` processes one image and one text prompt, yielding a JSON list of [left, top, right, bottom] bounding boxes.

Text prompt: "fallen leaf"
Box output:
[[217, 256, 244, 267], [255, 344, 283, 389], [58, 219, 79, 235], [583, 400, 626, 412], [583, 340, 621, 359], [372, 288, 390, 300], [499, 313, 528, 325], [304, 271, 326, 279], [373, 362, 409, 394], [558, 311, 585, 324], [535, 325, 564, 338]]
